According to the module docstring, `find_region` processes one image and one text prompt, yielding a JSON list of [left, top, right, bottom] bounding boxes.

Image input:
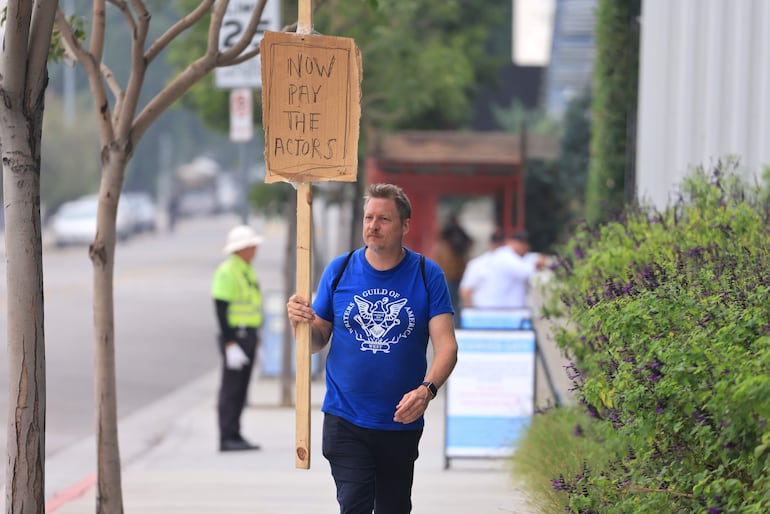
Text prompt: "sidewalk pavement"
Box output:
[[43, 370, 540, 514]]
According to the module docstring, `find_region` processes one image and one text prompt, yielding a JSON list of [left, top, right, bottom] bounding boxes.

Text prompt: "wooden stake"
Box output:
[[297, 0, 312, 36], [293, 0, 314, 473], [295, 182, 312, 469], [262, 0, 359, 469]]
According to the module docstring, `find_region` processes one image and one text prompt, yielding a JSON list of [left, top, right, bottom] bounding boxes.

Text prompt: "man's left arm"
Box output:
[[424, 313, 459, 391], [393, 313, 458, 424]]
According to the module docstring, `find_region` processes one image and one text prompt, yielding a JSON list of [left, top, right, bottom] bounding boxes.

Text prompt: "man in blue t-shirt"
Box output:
[[287, 183, 459, 513]]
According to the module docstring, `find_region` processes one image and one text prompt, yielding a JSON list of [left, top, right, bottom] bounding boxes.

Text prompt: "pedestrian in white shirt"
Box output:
[[482, 230, 547, 309], [459, 228, 506, 309]]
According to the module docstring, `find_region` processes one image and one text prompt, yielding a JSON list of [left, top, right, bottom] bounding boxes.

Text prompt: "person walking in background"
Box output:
[[459, 227, 507, 309], [287, 183, 458, 513], [430, 213, 473, 326], [167, 188, 180, 233], [488, 230, 548, 309], [211, 225, 264, 452]]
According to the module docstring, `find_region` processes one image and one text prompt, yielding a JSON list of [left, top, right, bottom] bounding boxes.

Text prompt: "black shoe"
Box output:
[[219, 438, 261, 452]]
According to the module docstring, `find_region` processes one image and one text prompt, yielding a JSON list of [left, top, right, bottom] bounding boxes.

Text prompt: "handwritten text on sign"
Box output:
[[261, 31, 361, 183]]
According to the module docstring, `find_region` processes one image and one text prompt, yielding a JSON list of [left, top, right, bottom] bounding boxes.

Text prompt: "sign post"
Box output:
[[261, 0, 362, 469]]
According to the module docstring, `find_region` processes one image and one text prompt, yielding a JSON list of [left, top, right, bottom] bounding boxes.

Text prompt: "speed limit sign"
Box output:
[[215, 0, 281, 89]]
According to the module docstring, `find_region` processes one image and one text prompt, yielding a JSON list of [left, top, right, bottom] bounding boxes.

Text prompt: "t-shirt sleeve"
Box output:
[[312, 253, 348, 323], [424, 258, 454, 319]]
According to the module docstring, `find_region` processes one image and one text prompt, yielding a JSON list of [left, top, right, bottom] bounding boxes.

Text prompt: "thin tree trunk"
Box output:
[[281, 192, 298, 407], [90, 151, 129, 514], [2, 102, 47, 514]]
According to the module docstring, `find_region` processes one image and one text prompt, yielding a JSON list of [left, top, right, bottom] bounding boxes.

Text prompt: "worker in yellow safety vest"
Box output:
[[211, 225, 264, 452]]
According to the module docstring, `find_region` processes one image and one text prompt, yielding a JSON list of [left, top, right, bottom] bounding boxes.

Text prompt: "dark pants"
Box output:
[[322, 413, 423, 514], [218, 329, 258, 442]]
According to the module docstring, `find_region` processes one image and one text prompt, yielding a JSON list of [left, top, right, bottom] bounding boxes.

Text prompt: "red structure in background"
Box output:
[[365, 131, 558, 255]]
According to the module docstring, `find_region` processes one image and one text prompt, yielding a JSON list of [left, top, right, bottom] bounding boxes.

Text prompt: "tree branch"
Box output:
[[145, 1, 215, 63], [132, 53, 218, 142], [219, 0, 330, 67], [90, 0, 107, 64], [55, 9, 116, 147], [27, 1, 59, 106], [116, 0, 151, 139], [135, 0, 328, 153], [106, 0, 137, 38], [217, 0, 268, 64], [3, 0, 32, 97]]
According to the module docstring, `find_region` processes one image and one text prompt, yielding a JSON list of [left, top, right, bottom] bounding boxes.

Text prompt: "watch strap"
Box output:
[[421, 381, 437, 398]]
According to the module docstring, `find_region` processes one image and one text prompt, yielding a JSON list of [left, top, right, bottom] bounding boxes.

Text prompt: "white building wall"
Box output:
[[636, 0, 770, 209]]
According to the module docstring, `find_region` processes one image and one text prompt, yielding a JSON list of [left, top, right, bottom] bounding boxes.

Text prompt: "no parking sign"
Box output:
[[229, 88, 253, 142]]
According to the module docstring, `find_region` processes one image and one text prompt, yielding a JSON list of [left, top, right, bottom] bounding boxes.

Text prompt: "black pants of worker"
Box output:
[[322, 413, 423, 514], [217, 329, 258, 443]]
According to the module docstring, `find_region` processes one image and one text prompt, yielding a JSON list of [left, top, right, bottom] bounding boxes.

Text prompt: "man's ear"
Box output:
[[402, 217, 411, 235]]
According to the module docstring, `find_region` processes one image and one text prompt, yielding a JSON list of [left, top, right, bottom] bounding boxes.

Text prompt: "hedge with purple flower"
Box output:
[[539, 164, 770, 513]]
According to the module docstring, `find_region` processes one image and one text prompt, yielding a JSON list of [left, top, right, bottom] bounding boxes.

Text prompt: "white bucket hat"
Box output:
[[223, 225, 264, 254]]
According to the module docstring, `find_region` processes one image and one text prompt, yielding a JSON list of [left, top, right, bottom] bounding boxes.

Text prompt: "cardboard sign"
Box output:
[[260, 31, 362, 183]]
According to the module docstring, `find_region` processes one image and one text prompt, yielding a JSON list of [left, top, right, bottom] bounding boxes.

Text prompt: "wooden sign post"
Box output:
[[261, 1, 361, 469]]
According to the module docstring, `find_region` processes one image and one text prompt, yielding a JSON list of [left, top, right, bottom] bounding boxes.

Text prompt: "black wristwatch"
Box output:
[[421, 381, 438, 399]]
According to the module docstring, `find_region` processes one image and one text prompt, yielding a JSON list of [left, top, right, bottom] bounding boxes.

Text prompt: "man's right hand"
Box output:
[[286, 294, 316, 330]]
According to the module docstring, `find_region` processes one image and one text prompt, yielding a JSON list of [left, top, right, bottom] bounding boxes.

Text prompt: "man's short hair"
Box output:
[[509, 229, 530, 242], [490, 228, 505, 243], [364, 183, 412, 221]]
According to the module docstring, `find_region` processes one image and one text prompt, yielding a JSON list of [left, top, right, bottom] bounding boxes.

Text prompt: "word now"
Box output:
[[287, 53, 337, 78]]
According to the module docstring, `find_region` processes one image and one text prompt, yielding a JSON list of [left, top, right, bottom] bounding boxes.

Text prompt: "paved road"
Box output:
[[0, 213, 289, 489]]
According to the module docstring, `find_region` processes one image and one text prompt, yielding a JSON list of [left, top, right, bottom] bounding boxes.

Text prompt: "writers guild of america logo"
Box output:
[[343, 289, 416, 354]]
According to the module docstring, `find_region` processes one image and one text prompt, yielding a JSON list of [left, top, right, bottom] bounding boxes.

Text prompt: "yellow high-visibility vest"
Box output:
[[211, 255, 263, 328]]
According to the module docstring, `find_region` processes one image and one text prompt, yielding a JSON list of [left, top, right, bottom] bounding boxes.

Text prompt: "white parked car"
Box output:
[[122, 191, 158, 233], [50, 195, 134, 246]]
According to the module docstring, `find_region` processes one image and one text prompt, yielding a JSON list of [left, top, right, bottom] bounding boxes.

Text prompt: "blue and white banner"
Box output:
[[460, 307, 533, 330], [445, 329, 536, 459]]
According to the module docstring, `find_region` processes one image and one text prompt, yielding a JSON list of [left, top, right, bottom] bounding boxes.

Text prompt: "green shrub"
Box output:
[[512, 406, 626, 513], [541, 163, 770, 513]]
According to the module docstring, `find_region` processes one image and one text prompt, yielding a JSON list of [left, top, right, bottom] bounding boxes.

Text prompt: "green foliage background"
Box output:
[[167, 0, 510, 217], [168, 0, 507, 133], [584, 0, 640, 225]]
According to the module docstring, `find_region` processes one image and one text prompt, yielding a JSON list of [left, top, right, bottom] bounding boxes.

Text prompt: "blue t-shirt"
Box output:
[[313, 247, 454, 430]]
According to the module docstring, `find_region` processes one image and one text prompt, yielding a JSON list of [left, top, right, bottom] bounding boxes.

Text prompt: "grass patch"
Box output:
[[511, 406, 625, 513]]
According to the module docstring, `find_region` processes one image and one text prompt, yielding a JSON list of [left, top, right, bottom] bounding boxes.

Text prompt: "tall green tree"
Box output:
[[584, 0, 640, 224]]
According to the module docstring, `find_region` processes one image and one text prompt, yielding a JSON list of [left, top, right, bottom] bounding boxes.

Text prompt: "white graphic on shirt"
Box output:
[[342, 289, 416, 354]]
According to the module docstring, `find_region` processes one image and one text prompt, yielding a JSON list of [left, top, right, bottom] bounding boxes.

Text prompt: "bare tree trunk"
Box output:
[[89, 152, 128, 514], [2, 79, 47, 514], [1, 2, 56, 507]]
